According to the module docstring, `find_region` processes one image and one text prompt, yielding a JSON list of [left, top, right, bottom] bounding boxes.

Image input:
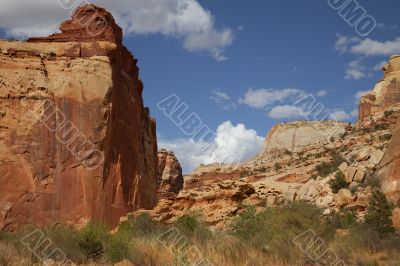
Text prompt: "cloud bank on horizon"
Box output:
[[159, 121, 264, 173], [0, 0, 233, 61]]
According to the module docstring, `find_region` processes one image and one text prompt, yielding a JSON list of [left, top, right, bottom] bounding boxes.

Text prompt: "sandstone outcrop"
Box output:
[[359, 55, 400, 121], [136, 110, 398, 227], [393, 208, 400, 231], [0, 5, 158, 230], [257, 121, 347, 155], [157, 149, 183, 200], [375, 116, 400, 202]]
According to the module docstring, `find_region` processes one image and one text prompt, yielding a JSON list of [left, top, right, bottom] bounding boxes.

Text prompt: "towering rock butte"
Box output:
[[0, 5, 158, 231], [157, 149, 183, 200], [359, 55, 400, 121]]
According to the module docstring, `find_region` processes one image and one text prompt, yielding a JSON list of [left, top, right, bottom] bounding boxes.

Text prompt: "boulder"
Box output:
[[346, 167, 358, 183], [349, 182, 358, 191], [334, 189, 353, 207], [353, 169, 366, 183], [356, 148, 371, 162], [338, 162, 348, 177], [369, 149, 385, 165]]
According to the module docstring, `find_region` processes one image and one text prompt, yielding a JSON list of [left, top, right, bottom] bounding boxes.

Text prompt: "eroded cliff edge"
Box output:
[[0, 5, 158, 231]]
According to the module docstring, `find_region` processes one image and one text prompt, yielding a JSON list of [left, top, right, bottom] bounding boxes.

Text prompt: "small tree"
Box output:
[[364, 189, 395, 236], [329, 172, 348, 193]]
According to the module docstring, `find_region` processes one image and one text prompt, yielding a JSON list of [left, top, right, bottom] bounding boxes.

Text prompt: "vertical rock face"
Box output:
[[0, 5, 157, 231], [359, 55, 400, 121], [157, 149, 183, 200], [375, 117, 400, 202]]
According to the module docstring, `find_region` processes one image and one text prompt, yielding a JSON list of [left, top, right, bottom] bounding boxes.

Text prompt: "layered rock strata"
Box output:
[[157, 149, 183, 200], [0, 5, 157, 231], [359, 55, 400, 120]]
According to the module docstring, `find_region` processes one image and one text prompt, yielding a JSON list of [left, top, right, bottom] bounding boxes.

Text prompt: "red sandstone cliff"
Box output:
[[359, 55, 400, 121], [0, 5, 158, 231], [157, 149, 183, 200]]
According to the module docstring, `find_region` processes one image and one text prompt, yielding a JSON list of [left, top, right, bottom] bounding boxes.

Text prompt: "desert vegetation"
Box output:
[[0, 196, 399, 266]]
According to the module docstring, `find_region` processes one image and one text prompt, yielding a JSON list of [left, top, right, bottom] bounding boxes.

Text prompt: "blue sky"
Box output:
[[1, 0, 400, 172]]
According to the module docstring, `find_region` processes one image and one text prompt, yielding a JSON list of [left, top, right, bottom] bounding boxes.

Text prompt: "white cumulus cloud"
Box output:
[[209, 89, 236, 109], [159, 121, 263, 173], [267, 105, 306, 120], [335, 35, 400, 57], [330, 110, 352, 121], [350, 37, 400, 56], [345, 60, 366, 80], [210, 89, 231, 102], [239, 88, 305, 109], [335, 34, 360, 53], [0, 0, 233, 61]]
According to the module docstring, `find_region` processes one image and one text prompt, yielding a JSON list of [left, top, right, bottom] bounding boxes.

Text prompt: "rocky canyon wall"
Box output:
[[359, 55, 400, 121], [0, 5, 158, 231], [375, 117, 400, 202]]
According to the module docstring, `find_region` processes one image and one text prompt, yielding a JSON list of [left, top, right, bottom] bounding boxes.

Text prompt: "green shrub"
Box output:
[[374, 123, 389, 131], [329, 172, 348, 193], [384, 110, 394, 117], [240, 171, 249, 178], [361, 127, 372, 133], [43, 225, 85, 263], [274, 163, 281, 171], [78, 223, 107, 260], [339, 145, 348, 152], [364, 189, 395, 237], [284, 149, 293, 156], [380, 133, 393, 141], [175, 214, 212, 243], [107, 233, 130, 263], [315, 153, 322, 159], [314, 151, 345, 177], [231, 202, 335, 263], [257, 167, 267, 173], [315, 161, 333, 177], [120, 213, 159, 237], [327, 211, 357, 229]]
